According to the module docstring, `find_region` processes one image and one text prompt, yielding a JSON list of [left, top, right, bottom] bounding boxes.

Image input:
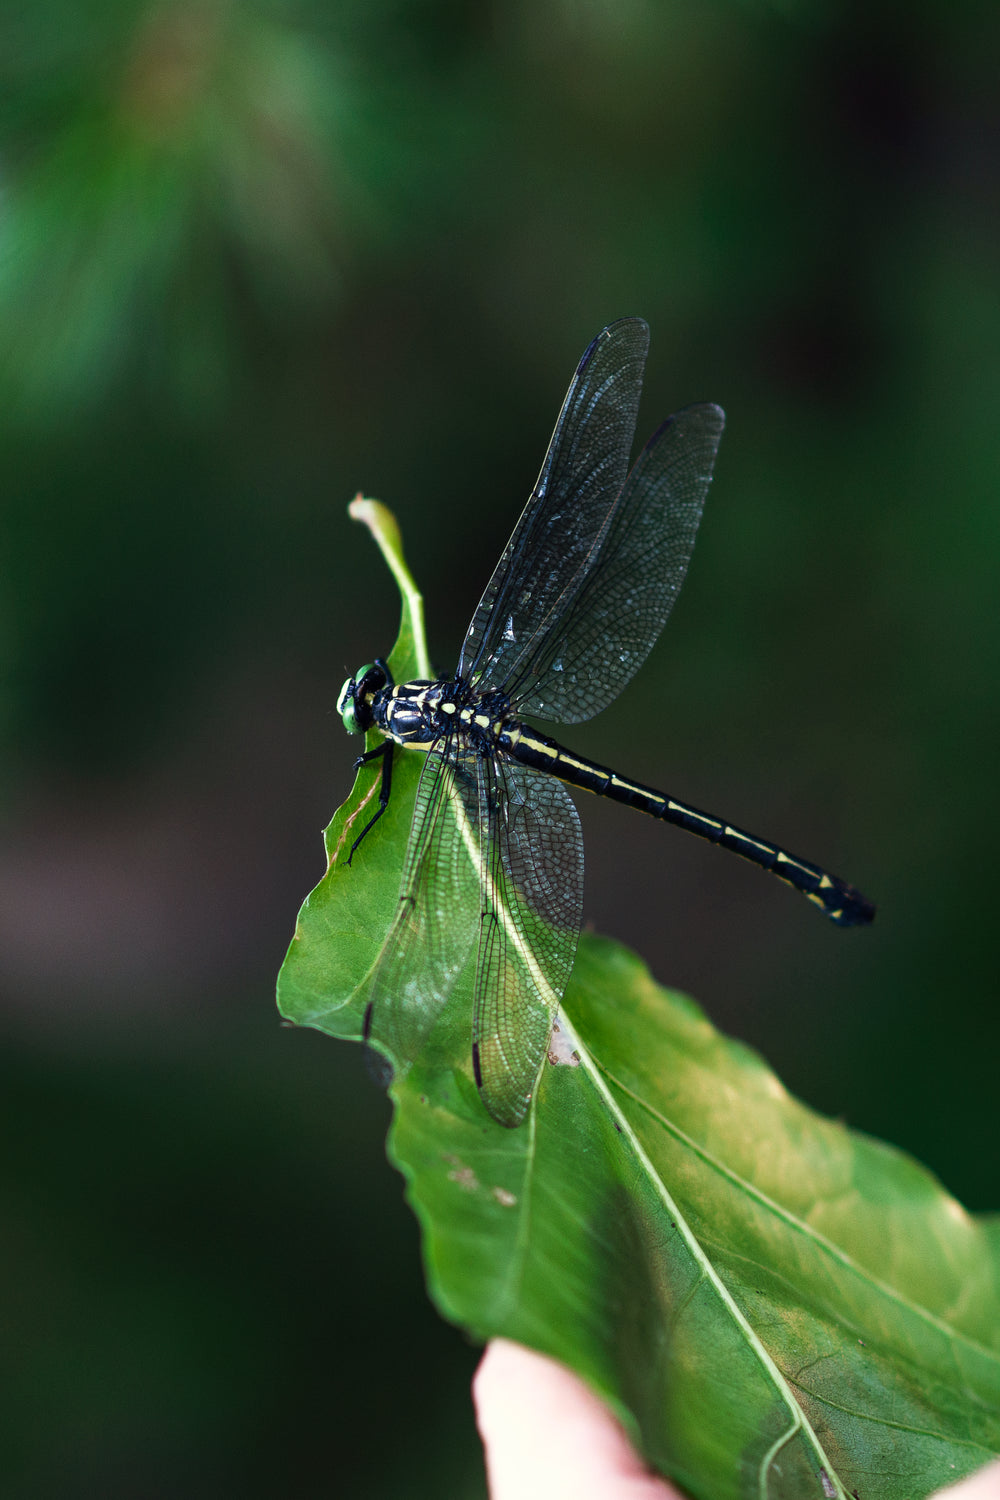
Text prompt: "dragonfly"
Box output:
[[337, 317, 874, 1129]]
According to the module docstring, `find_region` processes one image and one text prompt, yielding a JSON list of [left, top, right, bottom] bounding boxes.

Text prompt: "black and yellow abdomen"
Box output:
[[505, 722, 874, 927]]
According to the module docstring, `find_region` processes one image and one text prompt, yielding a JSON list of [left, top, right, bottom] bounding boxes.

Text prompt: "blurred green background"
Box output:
[[1, 1, 998, 1494]]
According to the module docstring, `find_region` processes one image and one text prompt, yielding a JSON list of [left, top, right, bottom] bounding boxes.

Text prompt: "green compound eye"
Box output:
[[337, 676, 359, 734], [337, 663, 377, 734]]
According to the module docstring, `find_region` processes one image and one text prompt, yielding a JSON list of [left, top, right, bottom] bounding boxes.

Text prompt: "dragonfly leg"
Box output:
[[347, 739, 394, 864], [353, 742, 386, 772]]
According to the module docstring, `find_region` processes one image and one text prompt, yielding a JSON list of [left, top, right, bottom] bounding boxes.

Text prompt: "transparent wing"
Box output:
[[457, 318, 650, 695], [365, 742, 481, 1081], [512, 402, 725, 723], [471, 756, 584, 1129]]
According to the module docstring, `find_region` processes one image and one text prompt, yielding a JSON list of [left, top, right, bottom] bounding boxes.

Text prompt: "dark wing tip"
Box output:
[[573, 316, 650, 379], [660, 399, 726, 431], [632, 402, 726, 482]]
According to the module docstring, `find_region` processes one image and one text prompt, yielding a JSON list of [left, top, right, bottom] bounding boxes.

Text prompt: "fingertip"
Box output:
[[473, 1340, 677, 1500], [934, 1461, 1000, 1498]]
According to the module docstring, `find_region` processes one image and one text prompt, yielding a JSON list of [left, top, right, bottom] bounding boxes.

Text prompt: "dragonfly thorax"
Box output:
[[377, 677, 512, 751]]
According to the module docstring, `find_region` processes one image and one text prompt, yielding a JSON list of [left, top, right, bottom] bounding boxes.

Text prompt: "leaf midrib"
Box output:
[[551, 1008, 851, 1500], [599, 1065, 998, 1368]]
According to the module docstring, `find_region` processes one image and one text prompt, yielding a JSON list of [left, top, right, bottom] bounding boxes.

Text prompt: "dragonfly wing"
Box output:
[[471, 757, 584, 1128], [366, 742, 481, 1082], [512, 401, 725, 724], [457, 318, 650, 696]]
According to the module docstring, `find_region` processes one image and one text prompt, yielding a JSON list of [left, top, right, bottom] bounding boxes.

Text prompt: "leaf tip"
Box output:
[[348, 494, 403, 558]]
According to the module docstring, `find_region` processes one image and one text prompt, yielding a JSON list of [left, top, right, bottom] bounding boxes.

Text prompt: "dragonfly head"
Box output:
[[337, 661, 386, 735]]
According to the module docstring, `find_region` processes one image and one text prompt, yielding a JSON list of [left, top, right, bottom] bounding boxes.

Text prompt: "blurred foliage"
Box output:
[[0, 0, 477, 416], [1, 0, 999, 1495]]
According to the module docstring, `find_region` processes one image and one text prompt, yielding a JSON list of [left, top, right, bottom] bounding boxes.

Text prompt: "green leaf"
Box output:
[[277, 496, 428, 1035], [278, 503, 1000, 1500]]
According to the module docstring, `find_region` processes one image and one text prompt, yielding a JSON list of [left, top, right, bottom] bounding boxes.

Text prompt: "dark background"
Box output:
[[2, 2, 998, 1495]]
